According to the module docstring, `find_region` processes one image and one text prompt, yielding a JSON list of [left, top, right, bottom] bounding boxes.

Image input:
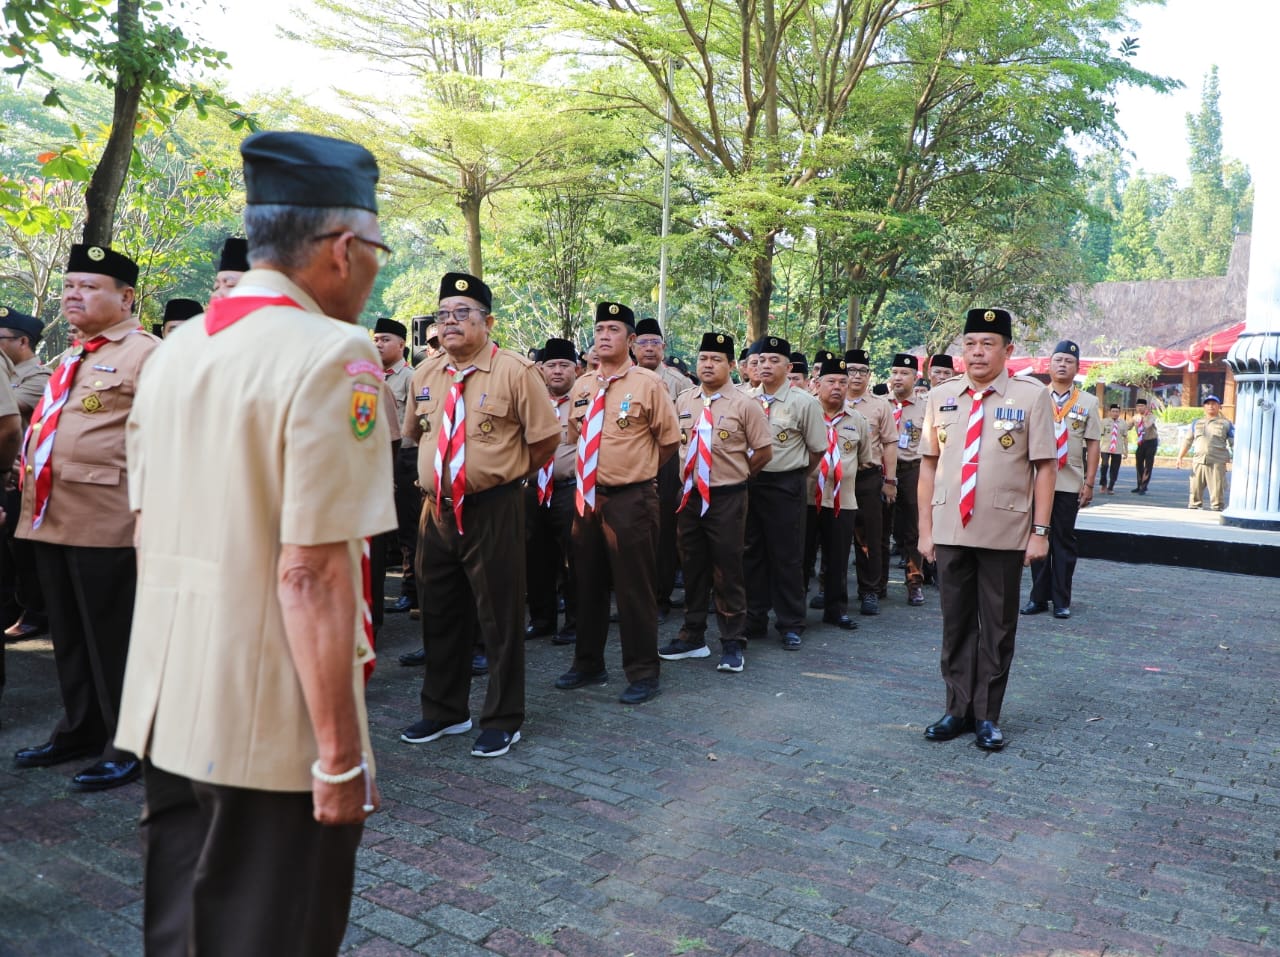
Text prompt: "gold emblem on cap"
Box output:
[[0, 307, 7, 317], [455, 278, 469, 291], [839, 360, 846, 370], [716, 334, 724, 343], [87, 246, 106, 262], [984, 309, 995, 322], [769, 337, 778, 347], [609, 304, 619, 315]]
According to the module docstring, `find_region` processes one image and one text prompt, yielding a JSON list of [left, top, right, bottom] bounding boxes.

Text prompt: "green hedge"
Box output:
[[1159, 407, 1206, 425]]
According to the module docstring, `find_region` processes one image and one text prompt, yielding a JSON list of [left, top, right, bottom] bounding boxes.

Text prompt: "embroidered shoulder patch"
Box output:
[[350, 383, 379, 439], [346, 359, 382, 378]]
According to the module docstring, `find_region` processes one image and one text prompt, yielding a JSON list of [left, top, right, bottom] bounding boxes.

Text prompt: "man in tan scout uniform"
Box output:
[[1021, 340, 1101, 620], [525, 337, 581, 644], [0, 307, 48, 645], [658, 332, 771, 673], [374, 316, 421, 618], [745, 335, 826, 650], [805, 354, 873, 630], [885, 352, 927, 606], [13, 245, 157, 792], [118, 131, 395, 955], [209, 236, 249, 302], [556, 302, 679, 704], [844, 348, 898, 616], [1098, 403, 1129, 493], [400, 272, 559, 757], [1177, 395, 1234, 510], [918, 307, 1056, 752], [1130, 397, 1159, 494], [634, 317, 687, 620], [0, 319, 22, 707], [928, 353, 956, 388]]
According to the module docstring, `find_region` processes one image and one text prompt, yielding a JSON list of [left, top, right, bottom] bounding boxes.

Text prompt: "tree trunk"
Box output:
[[845, 293, 862, 350], [459, 189, 484, 279], [747, 241, 774, 342], [82, 0, 142, 248]]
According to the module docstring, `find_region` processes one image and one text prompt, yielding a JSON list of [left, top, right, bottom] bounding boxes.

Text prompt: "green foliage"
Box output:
[[1160, 406, 1209, 425], [1083, 349, 1159, 390]]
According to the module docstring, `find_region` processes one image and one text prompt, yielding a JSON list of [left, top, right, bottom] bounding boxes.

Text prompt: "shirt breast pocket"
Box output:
[[472, 396, 510, 442], [414, 396, 440, 436], [75, 378, 127, 416]]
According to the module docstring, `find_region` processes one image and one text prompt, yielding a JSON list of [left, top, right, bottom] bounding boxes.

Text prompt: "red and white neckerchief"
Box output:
[[21, 335, 111, 527], [536, 393, 570, 506], [816, 411, 846, 515], [893, 401, 904, 430], [204, 293, 301, 335], [1107, 420, 1120, 453], [759, 393, 777, 417], [678, 392, 718, 515], [575, 367, 629, 515], [1051, 388, 1079, 471], [959, 385, 994, 527], [1136, 415, 1145, 443], [360, 538, 376, 684], [433, 343, 497, 534]]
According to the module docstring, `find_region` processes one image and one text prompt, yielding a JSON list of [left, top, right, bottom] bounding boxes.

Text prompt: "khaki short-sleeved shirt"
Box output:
[[651, 363, 686, 401], [1190, 416, 1233, 464], [406, 344, 561, 495], [1101, 416, 1131, 456], [547, 393, 577, 483], [847, 391, 897, 468], [117, 269, 397, 792], [806, 406, 875, 510], [0, 351, 18, 419], [1050, 388, 1101, 494], [16, 317, 157, 548], [675, 385, 772, 487], [735, 380, 755, 396], [920, 370, 1055, 550], [383, 359, 415, 449], [890, 394, 926, 464], [11, 356, 50, 422], [750, 381, 826, 472], [567, 364, 680, 486]]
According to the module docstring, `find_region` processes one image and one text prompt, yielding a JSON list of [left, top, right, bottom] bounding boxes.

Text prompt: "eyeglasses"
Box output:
[[435, 307, 486, 323], [634, 337, 663, 347], [847, 367, 871, 375], [311, 231, 393, 268]]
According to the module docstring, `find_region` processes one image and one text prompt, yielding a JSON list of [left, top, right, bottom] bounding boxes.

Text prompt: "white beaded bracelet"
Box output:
[[311, 757, 364, 784]]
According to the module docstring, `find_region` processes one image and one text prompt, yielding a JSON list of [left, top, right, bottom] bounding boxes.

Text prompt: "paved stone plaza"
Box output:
[[2, 498, 1277, 955]]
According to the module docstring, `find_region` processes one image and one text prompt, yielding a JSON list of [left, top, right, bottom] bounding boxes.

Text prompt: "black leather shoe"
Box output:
[[398, 647, 426, 667], [781, 631, 802, 650], [808, 593, 826, 610], [525, 623, 556, 640], [552, 628, 576, 646], [619, 678, 660, 705], [385, 596, 413, 614], [14, 741, 101, 769], [859, 595, 879, 616], [974, 720, 1005, 751], [924, 714, 974, 741], [823, 614, 857, 631], [71, 759, 141, 792], [1020, 601, 1048, 616], [555, 669, 609, 690], [1053, 606, 1071, 619]]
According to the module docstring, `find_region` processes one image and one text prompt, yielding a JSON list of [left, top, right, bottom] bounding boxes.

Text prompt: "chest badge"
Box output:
[[776, 430, 789, 442], [842, 440, 854, 453], [82, 393, 103, 413], [937, 428, 947, 444], [999, 431, 1015, 449], [718, 429, 729, 441], [479, 419, 493, 434]]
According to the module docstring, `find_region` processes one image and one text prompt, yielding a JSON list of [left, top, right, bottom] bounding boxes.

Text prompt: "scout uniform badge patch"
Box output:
[[350, 382, 379, 439]]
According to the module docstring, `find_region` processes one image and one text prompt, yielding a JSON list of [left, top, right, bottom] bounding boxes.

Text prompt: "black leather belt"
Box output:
[[897, 459, 921, 473], [430, 479, 518, 510], [597, 479, 653, 495]]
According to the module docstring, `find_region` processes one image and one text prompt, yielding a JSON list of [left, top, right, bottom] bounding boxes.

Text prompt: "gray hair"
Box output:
[[242, 205, 369, 271]]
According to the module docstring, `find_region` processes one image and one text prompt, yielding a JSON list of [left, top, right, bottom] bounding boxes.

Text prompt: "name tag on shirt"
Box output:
[[574, 397, 590, 408]]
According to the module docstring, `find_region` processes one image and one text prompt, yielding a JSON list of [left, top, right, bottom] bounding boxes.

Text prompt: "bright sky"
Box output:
[[199, 0, 1265, 184]]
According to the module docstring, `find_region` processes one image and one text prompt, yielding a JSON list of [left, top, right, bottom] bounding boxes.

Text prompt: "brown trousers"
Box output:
[[571, 481, 661, 684], [677, 486, 748, 645], [141, 763, 361, 957], [852, 466, 886, 598], [418, 481, 526, 732], [934, 545, 1024, 723]]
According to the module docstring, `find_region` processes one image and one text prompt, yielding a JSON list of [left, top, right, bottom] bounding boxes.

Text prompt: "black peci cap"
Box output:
[[439, 272, 492, 311], [67, 244, 139, 286], [241, 130, 379, 212]]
